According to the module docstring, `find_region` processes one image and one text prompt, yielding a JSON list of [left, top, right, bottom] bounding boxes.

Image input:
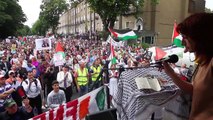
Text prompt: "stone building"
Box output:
[[57, 0, 205, 46]]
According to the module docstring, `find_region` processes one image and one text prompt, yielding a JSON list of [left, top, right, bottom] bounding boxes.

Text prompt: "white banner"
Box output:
[[35, 38, 52, 51], [107, 35, 124, 47], [53, 53, 64, 66], [30, 87, 107, 120]]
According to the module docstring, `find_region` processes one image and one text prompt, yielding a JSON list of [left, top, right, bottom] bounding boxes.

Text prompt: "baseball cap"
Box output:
[[8, 70, 15, 75], [0, 70, 6, 78], [3, 99, 16, 108]]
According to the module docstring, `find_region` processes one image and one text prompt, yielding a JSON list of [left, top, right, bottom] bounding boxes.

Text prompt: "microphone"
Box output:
[[151, 54, 179, 67]]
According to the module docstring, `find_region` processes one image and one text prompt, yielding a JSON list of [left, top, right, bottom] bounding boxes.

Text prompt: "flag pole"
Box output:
[[171, 20, 177, 44]]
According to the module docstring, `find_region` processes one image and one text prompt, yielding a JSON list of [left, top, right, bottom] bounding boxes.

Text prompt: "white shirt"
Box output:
[[21, 78, 42, 98], [57, 71, 73, 88], [47, 90, 66, 108], [10, 58, 19, 64]]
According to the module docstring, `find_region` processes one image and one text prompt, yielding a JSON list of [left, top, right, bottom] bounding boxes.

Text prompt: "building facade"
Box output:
[[57, 0, 102, 35], [57, 0, 205, 46]]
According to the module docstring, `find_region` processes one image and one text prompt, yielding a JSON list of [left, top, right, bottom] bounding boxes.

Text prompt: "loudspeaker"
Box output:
[[86, 108, 117, 120]]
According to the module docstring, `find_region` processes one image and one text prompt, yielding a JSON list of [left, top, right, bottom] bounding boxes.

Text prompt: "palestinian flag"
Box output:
[[55, 42, 65, 58], [108, 37, 117, 65], [109, 29, 137, 41], [155, 47, 167, 60], [172, 22, 184, 48]]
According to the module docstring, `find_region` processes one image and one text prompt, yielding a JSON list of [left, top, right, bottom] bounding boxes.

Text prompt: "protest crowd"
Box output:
[[0, 35, 190, 119]]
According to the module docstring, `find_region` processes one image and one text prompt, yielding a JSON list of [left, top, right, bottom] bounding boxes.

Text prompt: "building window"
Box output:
[[142, 36, 154, 44], [188, 0, 205, 13], [125, 22, 130, 29], [188, 0, 196, 13]]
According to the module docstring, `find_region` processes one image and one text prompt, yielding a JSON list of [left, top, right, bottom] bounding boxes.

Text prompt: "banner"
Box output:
[[30, 87, 107, 120], [53, 53, 65, 67], [106, 35, 124, 47], [35, 38, 52, 51], [11, 43, 17, 54]]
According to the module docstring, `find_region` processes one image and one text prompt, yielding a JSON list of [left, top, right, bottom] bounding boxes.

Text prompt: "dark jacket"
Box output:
[[0, 61, 11, 72], [0, 106, 34, 120]]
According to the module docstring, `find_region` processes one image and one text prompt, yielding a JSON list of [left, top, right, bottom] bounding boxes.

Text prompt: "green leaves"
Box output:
[[0, 0, 26, 38], [87, 0, 159, 32], [39, 0, 68, 34]]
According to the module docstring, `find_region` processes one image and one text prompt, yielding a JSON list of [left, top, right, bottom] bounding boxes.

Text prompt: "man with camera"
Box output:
[[43, 66, 57, 95], [21, 70, 42, 115]]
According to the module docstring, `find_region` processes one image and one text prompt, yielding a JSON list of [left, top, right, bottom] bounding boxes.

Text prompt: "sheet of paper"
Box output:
[[147, 78, 161, 91], [135, 77, 151, 89], [135, 77, 161, 91]]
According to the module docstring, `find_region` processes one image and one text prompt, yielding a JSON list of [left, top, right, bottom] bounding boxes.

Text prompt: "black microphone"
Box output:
[[151, 54, 179, 67]]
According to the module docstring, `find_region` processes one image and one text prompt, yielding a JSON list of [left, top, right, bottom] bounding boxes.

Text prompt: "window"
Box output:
[[188, 0, 205, 13], [125, 22, 130, 29], [142, 36, 154, 44], [188, 0, 196, 13]]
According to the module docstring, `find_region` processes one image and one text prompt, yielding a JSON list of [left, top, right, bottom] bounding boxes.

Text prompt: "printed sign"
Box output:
[[35, 38, 52, 51]]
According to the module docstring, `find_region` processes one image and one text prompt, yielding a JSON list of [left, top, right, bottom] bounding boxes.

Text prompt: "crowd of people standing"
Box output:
[[0, 33, 190, 119]]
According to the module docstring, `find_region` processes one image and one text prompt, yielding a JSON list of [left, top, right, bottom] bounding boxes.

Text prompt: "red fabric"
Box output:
[[109, 29, 118, 38], [55, 42, 64, 52], [180, 75, 187, 81], [79, 96, 90, 119], [155, 47, 166, 60], [172, 21, 179, 42]]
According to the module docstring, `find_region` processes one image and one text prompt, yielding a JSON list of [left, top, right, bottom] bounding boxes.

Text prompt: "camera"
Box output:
[[49, 67, 54, 73], [49, 67, 53, 71]]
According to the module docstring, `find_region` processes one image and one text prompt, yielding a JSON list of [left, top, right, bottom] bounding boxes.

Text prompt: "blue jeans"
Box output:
[[79, 85, 88, 97]]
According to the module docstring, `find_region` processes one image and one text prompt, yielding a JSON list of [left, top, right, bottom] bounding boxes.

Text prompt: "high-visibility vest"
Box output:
[[77, 68, 88, 86], [91, 65, 102, 81]]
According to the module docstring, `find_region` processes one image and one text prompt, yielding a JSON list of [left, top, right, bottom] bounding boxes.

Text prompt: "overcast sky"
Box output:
[[18, 0, 42, 27], [19, 0, 213, 28]]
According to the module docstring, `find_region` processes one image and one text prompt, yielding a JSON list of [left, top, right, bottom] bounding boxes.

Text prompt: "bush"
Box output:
[[141, 42, 150, 49]]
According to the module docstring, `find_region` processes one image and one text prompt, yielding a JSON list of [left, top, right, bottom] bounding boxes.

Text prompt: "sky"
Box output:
[[18, 0, 42, 28], [19, 0, 213, 28]]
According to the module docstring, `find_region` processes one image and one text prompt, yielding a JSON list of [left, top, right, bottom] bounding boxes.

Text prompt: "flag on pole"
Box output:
[[109, 39, 117, 65], [109, 29, 137, 41], [172, 21, 184, 48], [108, 37, 117, 68]]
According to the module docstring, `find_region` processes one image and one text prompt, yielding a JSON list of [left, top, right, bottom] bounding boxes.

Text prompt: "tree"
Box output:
[[39, 0, 68, 34], [87, 0, 159, 31], [205, 8, 213, 13], [31, 17, 49, 36], [0, 0, 26, 38], [17, 25, 31, 36]]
